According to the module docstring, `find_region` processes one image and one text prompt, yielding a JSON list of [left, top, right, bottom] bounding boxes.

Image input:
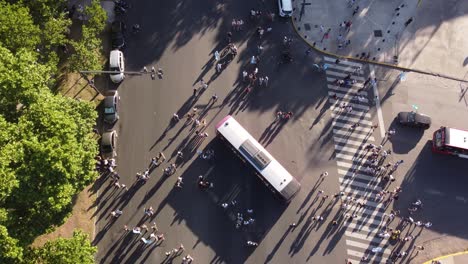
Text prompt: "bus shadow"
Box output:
[[155, 139, 288, 263]]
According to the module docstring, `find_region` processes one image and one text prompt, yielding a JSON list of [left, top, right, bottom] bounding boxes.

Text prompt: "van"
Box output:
[[109, 50, 125, 83], [278, 0, 293, 17]]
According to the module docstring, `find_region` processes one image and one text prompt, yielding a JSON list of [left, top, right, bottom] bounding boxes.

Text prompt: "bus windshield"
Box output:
[[434, 129, 444, 148]]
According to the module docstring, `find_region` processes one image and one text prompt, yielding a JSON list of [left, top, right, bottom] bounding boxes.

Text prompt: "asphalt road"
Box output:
[[94, 0, 468, 263], [95, 0, 346, 263]]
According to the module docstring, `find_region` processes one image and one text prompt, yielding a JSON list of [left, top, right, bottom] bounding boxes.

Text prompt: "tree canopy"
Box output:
[[0, 0, 105, 262], [26, 230, 96, 264]]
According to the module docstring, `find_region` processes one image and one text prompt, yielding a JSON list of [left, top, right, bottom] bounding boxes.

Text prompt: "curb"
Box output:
[[422, 250, 468, 264], [290, 17, 468, 83]]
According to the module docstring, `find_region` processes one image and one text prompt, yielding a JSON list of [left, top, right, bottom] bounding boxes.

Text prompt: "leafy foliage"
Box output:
[[0, 45, 52, 122], [7, 91, 98, 243], [0, 0, 104, 261], [68, 0, 107, 72], [69, 26, 104, 72], [0, 225, 23, 263], [84, 0, 107, 35], [26, 230, 96, 264], [0, 1, 41, 52]]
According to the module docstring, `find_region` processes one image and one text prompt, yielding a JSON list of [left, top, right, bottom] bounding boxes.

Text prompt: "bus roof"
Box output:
[[217, 116, 294, 192], [446, 127, 468, 149]]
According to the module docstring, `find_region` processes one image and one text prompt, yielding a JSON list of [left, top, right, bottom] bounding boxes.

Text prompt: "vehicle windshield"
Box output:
[[102, 145, 112, 152], [104, 107, 115, 114], [408, 112, 416, 123], [434, 130, 444, 147], [110, 66, 120, 72]]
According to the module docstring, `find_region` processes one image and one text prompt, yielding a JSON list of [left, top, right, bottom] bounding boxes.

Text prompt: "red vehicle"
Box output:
[[432, 126, 468, 158]]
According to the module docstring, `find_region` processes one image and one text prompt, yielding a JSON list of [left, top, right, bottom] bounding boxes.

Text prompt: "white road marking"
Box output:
[[369, 65, 385, 137], [424, 188, 444, 196]]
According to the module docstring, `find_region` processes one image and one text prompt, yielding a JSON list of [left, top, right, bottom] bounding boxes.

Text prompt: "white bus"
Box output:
[[216, 116, 301, 201]]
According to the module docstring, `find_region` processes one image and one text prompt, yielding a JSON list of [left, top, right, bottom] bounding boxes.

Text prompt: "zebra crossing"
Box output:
[[323, 56, 390, 263]]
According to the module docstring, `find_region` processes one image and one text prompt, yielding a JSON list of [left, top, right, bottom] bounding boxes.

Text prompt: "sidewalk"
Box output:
[[424, 251, 468, 264], [291, 0, 468, 80]]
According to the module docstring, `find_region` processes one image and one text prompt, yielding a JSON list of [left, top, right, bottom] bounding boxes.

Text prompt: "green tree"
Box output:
[[0, 117, 20, 203], [7, 92, 98, 242], [84, 0, 107, 35], [0, 225, 23, 263], [27, 230, 96, 264], [0, 45, 52, 122], [11, 0, 67, 26], [69, 26, 104, 72], [0, 1, 41, 52]]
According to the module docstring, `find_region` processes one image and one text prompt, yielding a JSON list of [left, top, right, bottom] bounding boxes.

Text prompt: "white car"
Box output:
[[109, 50, 125, 83], [278, 0, 293, 17]]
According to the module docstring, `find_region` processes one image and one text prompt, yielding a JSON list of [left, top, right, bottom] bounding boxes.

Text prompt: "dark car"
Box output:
[[111, 21, 125, 49], [397, 111, 431, 129], [101, 130, 117, 158], [103, 91, 119, 124]]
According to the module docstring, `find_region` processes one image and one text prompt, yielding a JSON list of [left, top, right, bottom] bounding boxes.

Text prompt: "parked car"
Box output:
[[397, 111, 431, 129], [109, 50, 125, 83], [278, 0, 293, 17], [103, 91, 120, 124], [111, 21, 125, 49], [101, 130, 117, 158]]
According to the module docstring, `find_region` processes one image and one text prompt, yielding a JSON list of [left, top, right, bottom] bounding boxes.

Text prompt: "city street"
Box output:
[[94, 0, 468, 263]]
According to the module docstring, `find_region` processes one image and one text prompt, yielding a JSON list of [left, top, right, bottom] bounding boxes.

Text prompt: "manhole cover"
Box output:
[[374, 30, 383, 37], [304, 23, 311, 31]]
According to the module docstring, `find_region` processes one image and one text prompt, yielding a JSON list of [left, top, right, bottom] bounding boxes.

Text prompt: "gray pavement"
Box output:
[[93, 0, 468, 263], [292, 0, 468, 79], [95, 0, 348, 263]]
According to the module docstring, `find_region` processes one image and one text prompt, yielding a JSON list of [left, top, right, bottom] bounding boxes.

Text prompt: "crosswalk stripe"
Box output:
[[331, 113, 373, 126], [326, 70, 365, 81], [345, 222, 381, 233], [331, 107, 371, 118], [334, 142, 370, 154], [330, 99, 370, 110], [333, 120, 373, 132], [333, 129, 375, 141], [346, 240, 392, 254], [334, 137, 367, 148], [338, 169, 375, 181], [339, 175, 380, 188], [328, 91, 370, 103], [326, 64, 364, 74], [325, 60, 393, 262], [340, 186, 380, 196], [324, 56, 362, 67], [334, 147, 373, 161], [346, 250, 389, 262], [345, 231, 387, 244], [327, 77, 365, 88], [328, 85, 368, 95], [338, 177, 382, 192]]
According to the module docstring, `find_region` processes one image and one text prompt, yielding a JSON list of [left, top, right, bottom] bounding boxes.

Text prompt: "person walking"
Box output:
[[320, 28, 331, 43], [200, 79, 208, 89], [345, 21, 352, 32], [404, 17, 413, 27], [264, 76, 269, 87], [352, 6, 360, 16], [242, 70, 248, 81], [157, 68, 164, 78]]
